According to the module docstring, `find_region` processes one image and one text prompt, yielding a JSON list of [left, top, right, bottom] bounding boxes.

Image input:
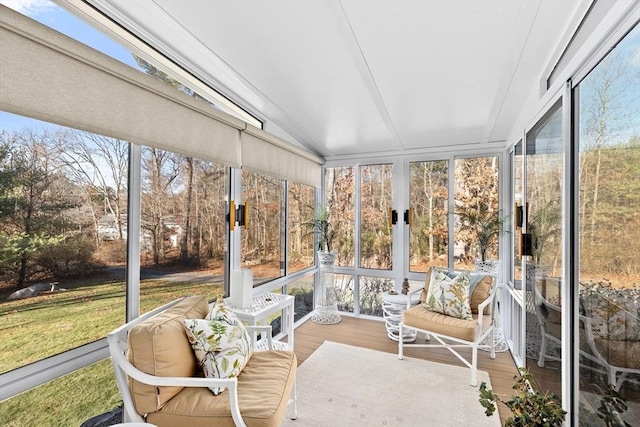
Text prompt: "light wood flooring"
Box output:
[[288, 315, 518, 425]]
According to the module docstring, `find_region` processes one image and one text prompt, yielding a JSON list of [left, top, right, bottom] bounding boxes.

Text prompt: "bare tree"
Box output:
[[325, 166, 355, 266], [55, 130, 128, 244], [579, 48, 640, 245], [409, 161, 448, 269], [180, 156, 194, 265], [141, 148, 179, 265]]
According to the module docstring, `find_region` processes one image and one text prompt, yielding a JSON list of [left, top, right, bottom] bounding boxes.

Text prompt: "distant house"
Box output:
[[163, 217, 184, 248], [97, 214, 183, 250], [96, 214, 121, 241]]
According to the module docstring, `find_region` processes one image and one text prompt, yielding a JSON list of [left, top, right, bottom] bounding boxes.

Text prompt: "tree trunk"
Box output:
[[181, 157, 194, 265]]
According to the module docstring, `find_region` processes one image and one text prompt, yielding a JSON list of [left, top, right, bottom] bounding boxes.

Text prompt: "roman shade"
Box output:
[[0, 5, 323, 185], [241, 125, 323, 187]]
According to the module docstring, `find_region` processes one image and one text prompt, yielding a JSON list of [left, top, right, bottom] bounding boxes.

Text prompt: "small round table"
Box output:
[[382, 291, 422, 343]]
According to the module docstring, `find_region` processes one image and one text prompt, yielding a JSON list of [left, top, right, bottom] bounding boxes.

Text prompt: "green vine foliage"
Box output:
[[479, 367, 566, 427]]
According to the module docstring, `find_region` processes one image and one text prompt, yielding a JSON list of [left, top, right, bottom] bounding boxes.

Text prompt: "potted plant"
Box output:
[[455, 203, 509, 272], [304, 204, 341, 324], [305, 204, 336, 253], [479, 367, 566, 427]]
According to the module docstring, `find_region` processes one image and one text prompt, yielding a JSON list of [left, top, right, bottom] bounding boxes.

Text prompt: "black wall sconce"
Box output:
[[404, 208, 412, 226], [229, 201, 249, 230], [237, 203, 248, 227], [515, 204, 523, 228], [389, 208, 398, 226], [521, 232, 533, 257]]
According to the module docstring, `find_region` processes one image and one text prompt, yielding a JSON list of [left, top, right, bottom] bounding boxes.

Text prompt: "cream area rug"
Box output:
[[281, 341, 500, 427]]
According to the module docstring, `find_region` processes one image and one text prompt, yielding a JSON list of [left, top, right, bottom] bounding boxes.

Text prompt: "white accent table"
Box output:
[[382, 291, 422, 342], [226, 292, 295, 351]]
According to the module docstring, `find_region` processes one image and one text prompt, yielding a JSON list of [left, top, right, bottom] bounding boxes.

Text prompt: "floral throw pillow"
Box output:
[[424, 269, 473, 320], [184, 299, 252, 395]]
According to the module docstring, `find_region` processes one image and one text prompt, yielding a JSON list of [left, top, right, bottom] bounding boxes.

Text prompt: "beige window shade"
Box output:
[[1, 6, 323, 185], [241, 125, 324, 187], [0, 5, 243, 167]]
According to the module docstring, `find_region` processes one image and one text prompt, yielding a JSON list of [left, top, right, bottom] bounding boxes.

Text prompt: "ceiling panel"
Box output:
[[155, 0, 399, 156], [89, 0, 585, 158], [341, 1, 524, 149]]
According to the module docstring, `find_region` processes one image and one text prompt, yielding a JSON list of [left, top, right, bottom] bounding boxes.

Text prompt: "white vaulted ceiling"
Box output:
[[84, 0, 587, 158]]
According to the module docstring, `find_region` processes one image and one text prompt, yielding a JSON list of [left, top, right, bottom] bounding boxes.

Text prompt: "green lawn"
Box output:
[[0, 277, 223, 426], [0, 359, 120, 427]]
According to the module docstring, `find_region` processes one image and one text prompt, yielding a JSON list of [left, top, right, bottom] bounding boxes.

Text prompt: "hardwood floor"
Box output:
[[289, 315, 518, 425]]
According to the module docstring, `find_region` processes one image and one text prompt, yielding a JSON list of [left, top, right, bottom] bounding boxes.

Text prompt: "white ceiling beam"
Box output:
[[480, 0, 540, 144], [331, 0, 404, 150]]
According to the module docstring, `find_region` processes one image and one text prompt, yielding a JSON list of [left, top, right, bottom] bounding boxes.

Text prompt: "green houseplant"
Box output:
[[455, 203, 509, 262], [479, 367, 566, 427], [305, 205, 336, 252]]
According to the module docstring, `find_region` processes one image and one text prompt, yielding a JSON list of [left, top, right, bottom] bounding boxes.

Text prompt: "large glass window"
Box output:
[[524, 100, 564, 400], [359, 164, 393, 270], [0, 2, 303, 422], [241, 170, 284, 285], [409, 160, 448, 272], [453, 157, 501, 270], [325, 167, 355, 267], [287, 182, 315, 273], [139, 148, 226, 312], [0, 115, 128, 373], [408, 157, 500, 273], [576, 24, 640, 425]]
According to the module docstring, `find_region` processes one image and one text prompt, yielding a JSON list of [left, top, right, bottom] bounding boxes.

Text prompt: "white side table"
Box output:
[[226, 292, 295, 351], [382, 291, 422, 343]]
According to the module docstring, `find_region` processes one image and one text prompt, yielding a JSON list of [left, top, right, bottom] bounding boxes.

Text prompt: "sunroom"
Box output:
[[0, 1, 639, 426]]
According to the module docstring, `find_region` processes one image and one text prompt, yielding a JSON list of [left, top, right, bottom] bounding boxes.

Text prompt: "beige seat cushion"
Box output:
[[402, 305, 491, 342], [147, 350, 297, 427], [128, 295, 209, 415]]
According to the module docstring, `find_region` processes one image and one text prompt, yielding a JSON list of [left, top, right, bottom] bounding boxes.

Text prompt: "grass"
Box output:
[[0, 359, 120, 427], [0, 276, 223, 426]]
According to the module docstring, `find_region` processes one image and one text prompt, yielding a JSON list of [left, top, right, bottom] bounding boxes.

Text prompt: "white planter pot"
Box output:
[[311, 251, 341, 324], [474, 259, 501, 274]]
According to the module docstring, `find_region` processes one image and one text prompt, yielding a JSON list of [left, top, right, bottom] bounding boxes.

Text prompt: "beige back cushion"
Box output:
[[470, 275, 493, 314], [127, 295, 209, 415], [420, 268, 493, 314]]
